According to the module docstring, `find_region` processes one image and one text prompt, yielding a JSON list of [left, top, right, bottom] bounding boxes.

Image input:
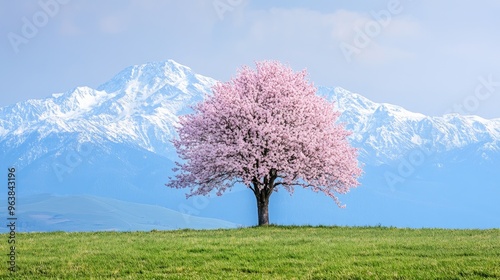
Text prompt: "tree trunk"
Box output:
[[253, 171, 276, 226], [256, 193, 270, 226]]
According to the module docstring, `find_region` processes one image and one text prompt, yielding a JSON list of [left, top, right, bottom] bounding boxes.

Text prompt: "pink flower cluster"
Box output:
[[167, 61, 362, 207]]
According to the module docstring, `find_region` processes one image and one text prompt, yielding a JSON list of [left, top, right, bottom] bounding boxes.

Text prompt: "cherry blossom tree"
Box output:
[[167, 61, 362, 226]]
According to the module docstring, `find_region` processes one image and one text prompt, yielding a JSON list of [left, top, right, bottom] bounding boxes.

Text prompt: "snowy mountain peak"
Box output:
[[97, 60, 214, 95], [0, 60, 217, 159], [314, 86, 500, 164]]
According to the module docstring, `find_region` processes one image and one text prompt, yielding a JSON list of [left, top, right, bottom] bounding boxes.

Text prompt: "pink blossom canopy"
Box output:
[[167, 61, 362, 207]]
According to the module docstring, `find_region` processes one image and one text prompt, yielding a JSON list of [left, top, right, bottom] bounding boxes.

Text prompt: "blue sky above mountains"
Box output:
[[2, 0, 500, 118]]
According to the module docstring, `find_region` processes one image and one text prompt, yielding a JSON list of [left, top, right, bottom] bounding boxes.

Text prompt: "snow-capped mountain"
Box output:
[[318, 87, 500, 165], [0, 60, 214, 167], [2, 60, 499, 168], [1, 59, 499, 231]]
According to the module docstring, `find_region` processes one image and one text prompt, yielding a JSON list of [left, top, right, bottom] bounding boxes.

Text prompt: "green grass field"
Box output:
[[1, 226, 499, 279]]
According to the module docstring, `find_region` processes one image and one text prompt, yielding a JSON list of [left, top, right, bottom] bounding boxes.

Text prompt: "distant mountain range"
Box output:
[[1, 60, 499, 231]]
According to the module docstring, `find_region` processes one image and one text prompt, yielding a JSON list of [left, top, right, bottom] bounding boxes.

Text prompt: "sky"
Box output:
[[2, 0, 500, 119]]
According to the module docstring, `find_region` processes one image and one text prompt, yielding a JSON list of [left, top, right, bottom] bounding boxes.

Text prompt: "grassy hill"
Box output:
[[1, 226, 499, 279]]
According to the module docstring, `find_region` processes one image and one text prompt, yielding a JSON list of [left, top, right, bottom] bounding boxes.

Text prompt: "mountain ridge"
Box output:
[[2, 59, 499, 167], [1, 59, 499, 231]]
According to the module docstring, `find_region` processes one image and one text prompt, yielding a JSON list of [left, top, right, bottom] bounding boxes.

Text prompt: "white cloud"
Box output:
[[241, 7, 421, 66], [99, 14, 126, 34], [330, 10, 374, 42], [59, 19, 81, 36], [384, 16, 422, 38], [246, 8, 352, 49], [356, 43, 416, 65]]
